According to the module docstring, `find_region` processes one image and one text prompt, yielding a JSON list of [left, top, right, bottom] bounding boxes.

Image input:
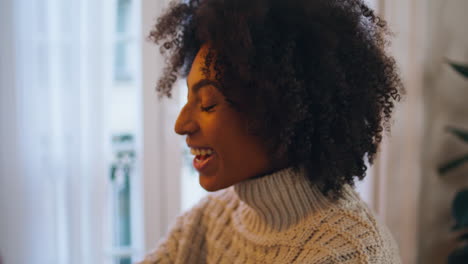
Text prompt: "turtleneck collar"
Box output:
[[232, 166, 358, 233]]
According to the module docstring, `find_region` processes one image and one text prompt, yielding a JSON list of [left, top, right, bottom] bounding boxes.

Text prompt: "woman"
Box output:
[[140, 0, 404, 263]]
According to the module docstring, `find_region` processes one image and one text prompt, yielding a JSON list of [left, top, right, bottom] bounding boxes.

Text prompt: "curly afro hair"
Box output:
[[149, 0, 404, 198]]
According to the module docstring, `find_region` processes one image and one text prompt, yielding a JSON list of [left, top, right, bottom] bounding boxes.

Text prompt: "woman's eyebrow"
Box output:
[[188, 79, 220, 94]]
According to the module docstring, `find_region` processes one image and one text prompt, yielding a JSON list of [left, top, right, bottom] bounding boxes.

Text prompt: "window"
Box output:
[[108, 0, 139, 262], [114, 0, 136, 83], [110, 134, 135, 264]]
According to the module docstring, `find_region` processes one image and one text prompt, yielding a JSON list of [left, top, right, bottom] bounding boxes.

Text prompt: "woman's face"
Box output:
[[174, 45, 272, 191]]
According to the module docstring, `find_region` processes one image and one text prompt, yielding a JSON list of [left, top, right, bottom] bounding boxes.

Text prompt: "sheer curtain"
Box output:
[[0, 0, 178, 262], [0, 0, 113, 263]]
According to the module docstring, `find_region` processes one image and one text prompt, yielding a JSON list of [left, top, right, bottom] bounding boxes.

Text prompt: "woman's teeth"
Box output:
[[190, 148, 214, 156], [191, 147, 215, 171]]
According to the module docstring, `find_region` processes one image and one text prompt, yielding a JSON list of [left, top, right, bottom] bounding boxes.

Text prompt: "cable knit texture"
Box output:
[[139, 167, 401, 263]]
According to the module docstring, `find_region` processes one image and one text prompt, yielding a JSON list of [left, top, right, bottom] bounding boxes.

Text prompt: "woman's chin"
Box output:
[[199, 172, 229, 192]]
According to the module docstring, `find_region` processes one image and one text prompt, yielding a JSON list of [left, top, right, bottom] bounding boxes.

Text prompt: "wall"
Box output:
[[373, 0, 427, 263], [419, 0, 468, 263], [138, 0, 183, 257]]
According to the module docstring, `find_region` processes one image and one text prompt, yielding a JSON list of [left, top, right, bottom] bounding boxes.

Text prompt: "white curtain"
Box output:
[[0, 0, 113, 263]]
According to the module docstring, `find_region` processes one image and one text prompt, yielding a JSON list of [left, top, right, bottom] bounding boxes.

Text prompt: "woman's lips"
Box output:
[[193, 153, 216, 172]]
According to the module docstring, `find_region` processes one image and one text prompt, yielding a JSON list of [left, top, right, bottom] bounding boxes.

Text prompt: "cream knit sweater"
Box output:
[[139, 167, 401, 263]]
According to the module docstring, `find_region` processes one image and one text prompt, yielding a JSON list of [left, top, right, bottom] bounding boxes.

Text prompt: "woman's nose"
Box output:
[[174, 105, 199, 135]]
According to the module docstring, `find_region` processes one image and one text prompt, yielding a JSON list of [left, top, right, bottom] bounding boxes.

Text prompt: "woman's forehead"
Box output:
[[187, 45, 217, 93]]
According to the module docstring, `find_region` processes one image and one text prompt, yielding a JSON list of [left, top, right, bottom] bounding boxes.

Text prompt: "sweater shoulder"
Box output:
[[300, 198, 401, 263]]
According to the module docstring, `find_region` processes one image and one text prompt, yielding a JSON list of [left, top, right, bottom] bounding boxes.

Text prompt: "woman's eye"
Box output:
[[201, 104, 217, 112]]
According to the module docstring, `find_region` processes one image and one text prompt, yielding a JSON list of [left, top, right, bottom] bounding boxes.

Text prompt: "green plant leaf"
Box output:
[[448, 61, 468, 79], [448, 245, 468, 264], [439, 153, 468, 175], [447, 126, 468, 143], [452, 189, 468, 231]]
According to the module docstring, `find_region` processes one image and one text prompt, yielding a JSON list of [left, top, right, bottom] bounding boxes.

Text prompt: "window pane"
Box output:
[[114, 40, 134, 82], [116, 257, 131, 264], [110, 134, 135, 262], [116, 0, 132, 34], [114, 0, 135, 83]]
